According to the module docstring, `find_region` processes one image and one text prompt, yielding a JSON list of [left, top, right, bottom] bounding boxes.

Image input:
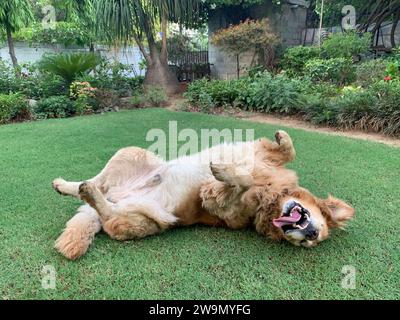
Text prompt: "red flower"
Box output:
[[384, 76, 392, 82]]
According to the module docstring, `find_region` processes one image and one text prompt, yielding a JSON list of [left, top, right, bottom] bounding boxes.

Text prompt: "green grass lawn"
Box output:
[[0, 108, 399, 300]]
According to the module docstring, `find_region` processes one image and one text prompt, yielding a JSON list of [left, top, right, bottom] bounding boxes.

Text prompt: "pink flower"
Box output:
[[384, 76, 392, 82]]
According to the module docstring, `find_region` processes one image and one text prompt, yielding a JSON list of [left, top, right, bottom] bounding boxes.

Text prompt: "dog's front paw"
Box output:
[[210, 163, 253, 188], [275, 130, 290, 145], [210, 163, 233, 183]]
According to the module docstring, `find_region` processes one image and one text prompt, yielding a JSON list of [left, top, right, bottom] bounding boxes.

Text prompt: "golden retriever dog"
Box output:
[[53, 131, 354, 260]]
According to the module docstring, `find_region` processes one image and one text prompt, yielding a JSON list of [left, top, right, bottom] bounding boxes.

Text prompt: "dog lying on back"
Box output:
[[53, 130, 355, 260]]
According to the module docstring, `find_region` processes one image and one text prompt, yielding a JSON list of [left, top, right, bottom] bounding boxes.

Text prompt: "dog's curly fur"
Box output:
[[53, 131, 354, 260]]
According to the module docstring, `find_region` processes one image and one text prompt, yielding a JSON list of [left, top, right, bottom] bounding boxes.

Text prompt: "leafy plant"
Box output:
[[355, 59, 387, 87], [281, 46, 321, 77], [240, 73, 307, 114], [145, 87, 167, 107], [35, 96, 75, 119], [0, 93, 31, 124], [38, 52, 102, 84], [78, 59, 144, 96], [130, 93, 146, 108], [186, 73, 308, 114], [322, 32, 371, 60], [304, 58, 356, 85], [197, 92, 215, 112]]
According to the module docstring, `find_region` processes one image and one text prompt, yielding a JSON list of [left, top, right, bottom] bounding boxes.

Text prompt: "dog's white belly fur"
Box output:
[[105, 141, 255, 219]]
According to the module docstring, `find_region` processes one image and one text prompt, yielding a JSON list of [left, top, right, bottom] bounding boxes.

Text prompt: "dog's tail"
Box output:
[[55, 205, 101, 260]]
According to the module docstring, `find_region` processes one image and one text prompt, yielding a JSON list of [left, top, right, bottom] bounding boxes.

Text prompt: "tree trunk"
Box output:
[[160, 13, 168, 65], [135, 12, 180, 95], [144, 55, 180, 95], [390, 9, 400, 48], [236, 54, 240, 79], [6, 24, 19, 70]]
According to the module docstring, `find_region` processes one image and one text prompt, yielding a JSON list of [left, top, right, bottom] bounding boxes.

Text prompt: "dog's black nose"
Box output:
[[305, 229, 319, 241]]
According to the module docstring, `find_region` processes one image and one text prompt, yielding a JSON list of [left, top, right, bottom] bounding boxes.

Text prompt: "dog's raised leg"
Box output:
[[52, 178, 82, 198], [210, 163, 253, 190], [257, 130, 296, 165], [275, 130, 296, 160], [78, 181, 115, 223], [52, 147, 163, 198], [78, 181, 175, 241]]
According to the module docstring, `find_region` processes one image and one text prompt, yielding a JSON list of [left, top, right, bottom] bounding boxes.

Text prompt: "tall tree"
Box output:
[[53, 0, 96, 51], [0, 0, 34, 69], [95, 0, 203, 94]]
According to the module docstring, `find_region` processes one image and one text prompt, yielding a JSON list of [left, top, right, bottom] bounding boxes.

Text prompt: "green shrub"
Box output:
[[303, 82, 400, 136], [281, 46, 321, 76], [355, 59, 387, 87], [0, 60, 17, 94], [0, 61, 68, 99], [130, 93, 146, 108], [369, 80, 400, 135], [239, 73, 307, 113], [385, 61, 400, 81], [145, 87, 167, 107], [21, 73, 67, 99], [302, 95, 339, 125], [35, 96, 74, 119], [334, 89, 378, 129], [185, 78, 250, 108], [388, 46, 400, 63], [31, 22, 93, 47], [186, 73, 308, 114], [94, 89, 120, 110], [0, 93, 31, 124], [304, 58, 356, 85], [197, 92, 215, 112], [322, 32, 371, 59], [77, 60, 144, 96], [38, 52, 102, 84]]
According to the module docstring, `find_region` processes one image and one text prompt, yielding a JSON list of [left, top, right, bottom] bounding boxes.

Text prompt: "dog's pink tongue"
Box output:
[[273, 211, 302, 228]]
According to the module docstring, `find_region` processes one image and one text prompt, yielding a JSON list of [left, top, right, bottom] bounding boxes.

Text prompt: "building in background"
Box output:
[[208, 0, 310, 79]]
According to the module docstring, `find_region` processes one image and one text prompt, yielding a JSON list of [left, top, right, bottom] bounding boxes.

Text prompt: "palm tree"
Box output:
[[0, 0, 33, 69], [95, 0, 203, 94]]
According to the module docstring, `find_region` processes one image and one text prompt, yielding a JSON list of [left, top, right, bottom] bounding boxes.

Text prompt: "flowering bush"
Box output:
[[70, 81, 97, 100], [70, 81, 97, 115]]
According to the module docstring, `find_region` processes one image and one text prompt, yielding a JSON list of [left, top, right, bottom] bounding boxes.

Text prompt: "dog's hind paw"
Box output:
[[52, 178, 68, 195]]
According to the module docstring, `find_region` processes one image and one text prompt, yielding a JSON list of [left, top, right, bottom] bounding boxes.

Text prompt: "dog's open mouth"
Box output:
[[273, 201, 311, 230]]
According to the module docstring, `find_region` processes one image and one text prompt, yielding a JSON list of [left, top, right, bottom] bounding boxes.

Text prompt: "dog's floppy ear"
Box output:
[[318, 196, 355, 229]]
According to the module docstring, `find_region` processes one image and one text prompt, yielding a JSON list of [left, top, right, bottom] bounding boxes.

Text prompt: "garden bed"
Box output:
[[184, 33, 400, 138]]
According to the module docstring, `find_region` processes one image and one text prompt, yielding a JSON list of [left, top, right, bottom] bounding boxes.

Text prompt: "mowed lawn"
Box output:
[[0, 108, 399, 300]]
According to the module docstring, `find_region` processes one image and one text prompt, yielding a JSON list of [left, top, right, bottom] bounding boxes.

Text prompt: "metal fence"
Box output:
[[169, 50, 211, 82]]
